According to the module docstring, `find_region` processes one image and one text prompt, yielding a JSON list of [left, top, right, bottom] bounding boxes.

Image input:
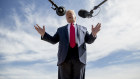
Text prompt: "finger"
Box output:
[[98, 23, 101, 29], [97, 24, 101, 31], [97, 23, 100, 26], [95, 23, 99, 29], [34, 25, 39, 31], [91, 25, 94, 32], [97, 23, 101, 27], [91, 25, 94, 30], [34, 25, 38, 29], [36, 24, 39, 27], [92, 25, 94, 27], [36, 24, 42, 29], [96, 23, 101, 29], [43, 25, 45, 30]]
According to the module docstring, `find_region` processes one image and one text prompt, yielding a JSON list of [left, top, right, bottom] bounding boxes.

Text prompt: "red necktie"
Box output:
[[70, 23, 76, 48]]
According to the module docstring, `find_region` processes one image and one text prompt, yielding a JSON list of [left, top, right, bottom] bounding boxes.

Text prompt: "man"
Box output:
[[34, 10, 101, 79]]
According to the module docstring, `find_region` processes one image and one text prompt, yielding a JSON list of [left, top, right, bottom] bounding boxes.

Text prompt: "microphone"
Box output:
[[78, 9, 93, 18], [48, 0, 66, 16], [78, 0, 107, 18]]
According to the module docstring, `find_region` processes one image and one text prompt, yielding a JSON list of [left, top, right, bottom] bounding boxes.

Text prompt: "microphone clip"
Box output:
[[90, 10, 94, 15], [51, 5, 56, 10]]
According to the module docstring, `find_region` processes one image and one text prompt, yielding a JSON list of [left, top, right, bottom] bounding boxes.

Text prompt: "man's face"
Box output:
[[66, 10, 76, 23]]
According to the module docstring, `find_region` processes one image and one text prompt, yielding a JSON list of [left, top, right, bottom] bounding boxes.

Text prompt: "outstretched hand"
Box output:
[[34, 24, 45, 37], [92, 23, 101, 37]]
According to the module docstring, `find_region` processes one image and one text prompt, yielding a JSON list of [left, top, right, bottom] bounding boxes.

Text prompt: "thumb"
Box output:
[[43, 26, 45, 30], [91, 25, 93, 32], [92, 25, 94, 29]]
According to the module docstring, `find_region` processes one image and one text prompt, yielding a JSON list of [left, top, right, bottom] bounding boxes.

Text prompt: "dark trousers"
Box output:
[[58, 44, 86, 79]]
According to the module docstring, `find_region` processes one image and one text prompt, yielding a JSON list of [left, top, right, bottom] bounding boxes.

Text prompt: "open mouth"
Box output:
[[68, 16, 72, 19]]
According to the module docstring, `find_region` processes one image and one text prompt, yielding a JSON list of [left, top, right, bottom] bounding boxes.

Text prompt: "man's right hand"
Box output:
[[34, 24, 45, 37]]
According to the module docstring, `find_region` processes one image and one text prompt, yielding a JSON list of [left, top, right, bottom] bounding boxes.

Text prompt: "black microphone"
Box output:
[[48, 0, 66, 16], [78, 0, 107, 18], [78, 9, 93, 18]]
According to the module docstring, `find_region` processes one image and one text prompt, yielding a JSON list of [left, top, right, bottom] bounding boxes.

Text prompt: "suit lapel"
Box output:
[[76, 24, 79, 40], [76, 24, 80, 46], [76, 24, 86, 47], [64, 24, 69, 42]]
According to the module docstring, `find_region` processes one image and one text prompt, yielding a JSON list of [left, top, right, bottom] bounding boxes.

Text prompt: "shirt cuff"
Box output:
[[92, 34, 97, 38]]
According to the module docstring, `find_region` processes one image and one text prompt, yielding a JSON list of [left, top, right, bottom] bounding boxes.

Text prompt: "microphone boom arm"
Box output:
[[90, 0, 107, 17], [48, 0, 58, 10], [93, 0, 107, 10]]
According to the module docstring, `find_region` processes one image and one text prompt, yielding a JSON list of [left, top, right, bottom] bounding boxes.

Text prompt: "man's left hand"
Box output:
[[92, 23, 101, 37]]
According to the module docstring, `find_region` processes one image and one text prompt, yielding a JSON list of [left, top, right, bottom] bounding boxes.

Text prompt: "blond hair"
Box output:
[[66, 10, 76, 18]]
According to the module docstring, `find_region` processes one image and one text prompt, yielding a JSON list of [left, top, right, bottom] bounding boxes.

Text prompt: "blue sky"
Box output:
[[0, 0, 140, 79]]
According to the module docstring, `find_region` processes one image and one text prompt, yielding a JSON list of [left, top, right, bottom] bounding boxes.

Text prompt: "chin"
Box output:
[[68, 20, 74, 23]]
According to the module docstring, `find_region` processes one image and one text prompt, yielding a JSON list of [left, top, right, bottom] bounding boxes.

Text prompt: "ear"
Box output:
[[75, 16, 76, 20]]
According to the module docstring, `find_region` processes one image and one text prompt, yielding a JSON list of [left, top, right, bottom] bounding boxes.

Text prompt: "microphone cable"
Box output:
[[92, 7, 101, 18]]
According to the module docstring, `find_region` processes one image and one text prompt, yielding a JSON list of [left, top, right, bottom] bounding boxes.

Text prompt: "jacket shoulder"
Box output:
[[77, 24, 87, 29], [57, 24, 68, 30]]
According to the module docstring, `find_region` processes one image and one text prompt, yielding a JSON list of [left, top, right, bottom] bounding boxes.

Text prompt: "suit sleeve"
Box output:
[[41, 28, 59, 44], [85, 30, 96, 44]]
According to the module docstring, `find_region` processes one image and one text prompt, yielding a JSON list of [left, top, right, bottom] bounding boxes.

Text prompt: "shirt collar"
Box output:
[[68, 21, 77, 25], [67, 22, 77, 29]]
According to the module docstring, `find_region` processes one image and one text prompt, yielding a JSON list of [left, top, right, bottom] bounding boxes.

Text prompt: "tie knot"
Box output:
[[71, 22, 74, 25], [70, 23, 74, 27]]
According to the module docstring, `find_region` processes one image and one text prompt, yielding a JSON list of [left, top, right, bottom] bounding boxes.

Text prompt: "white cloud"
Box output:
[[0, 67, 57, 79], [108, 52, 140, 64], [85, 0, 140, 62], [0, 26, 58, 63], [0, 2, 60, 63], [86, 63, 140, 79], [0, 62, 139, 79]]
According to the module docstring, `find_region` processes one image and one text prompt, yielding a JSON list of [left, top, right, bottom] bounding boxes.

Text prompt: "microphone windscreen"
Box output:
[[56, 6, 66, 16], [78, 9, 89, 18]]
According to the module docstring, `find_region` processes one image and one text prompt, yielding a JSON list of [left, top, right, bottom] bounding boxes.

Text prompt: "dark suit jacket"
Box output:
[[41, 24, 96, 66]]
